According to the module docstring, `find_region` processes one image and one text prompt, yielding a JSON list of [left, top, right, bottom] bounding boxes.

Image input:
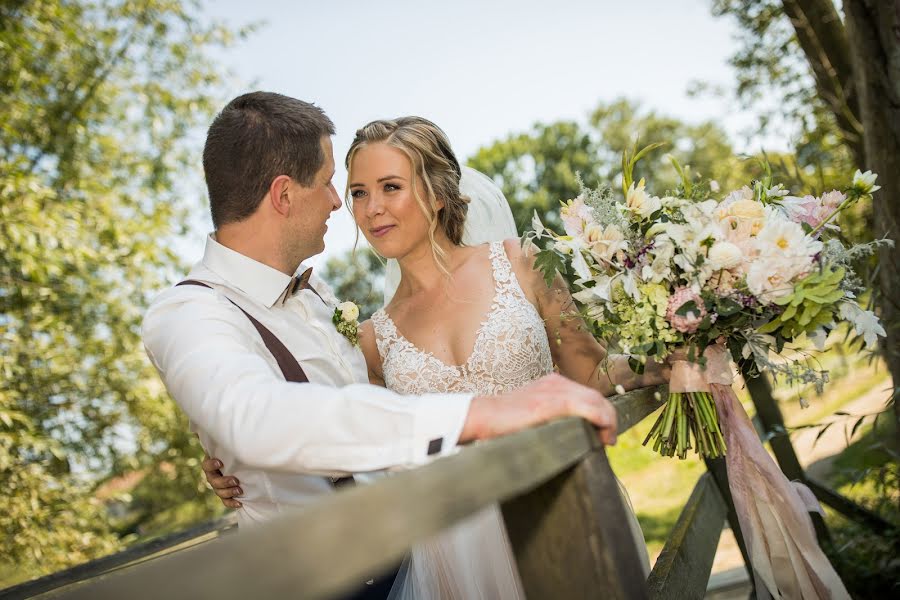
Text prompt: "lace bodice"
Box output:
[[372, 241, 554, 396]]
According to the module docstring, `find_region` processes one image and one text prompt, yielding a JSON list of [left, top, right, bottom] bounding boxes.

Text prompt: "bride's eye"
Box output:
[[384, 183, 400, 192], [350, 189, 367, 199]]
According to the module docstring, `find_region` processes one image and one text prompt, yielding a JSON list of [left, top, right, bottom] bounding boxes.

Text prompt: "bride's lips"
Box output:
[[369, 225, 395, 238]]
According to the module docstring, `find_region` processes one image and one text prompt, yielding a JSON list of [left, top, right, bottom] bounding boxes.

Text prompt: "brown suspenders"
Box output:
[[176, 279, 353, 487], [177, 280, 310, 383]]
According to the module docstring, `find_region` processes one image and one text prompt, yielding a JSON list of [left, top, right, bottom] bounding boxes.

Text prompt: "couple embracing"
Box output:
[[143, 91, 672, 599]]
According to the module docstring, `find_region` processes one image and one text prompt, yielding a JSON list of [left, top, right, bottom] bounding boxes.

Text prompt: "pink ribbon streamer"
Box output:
[[670, 343, 849, 599]]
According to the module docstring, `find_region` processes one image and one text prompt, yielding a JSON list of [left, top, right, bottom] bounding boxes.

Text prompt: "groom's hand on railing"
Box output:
[[461, 373, 618, 446]]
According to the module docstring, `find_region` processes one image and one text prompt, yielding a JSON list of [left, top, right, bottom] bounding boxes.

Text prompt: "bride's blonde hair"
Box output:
[[345, 116, 470, 272]]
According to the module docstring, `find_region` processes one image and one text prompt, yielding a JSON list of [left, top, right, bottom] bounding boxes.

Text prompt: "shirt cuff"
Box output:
[[411, 393, 472, 464]]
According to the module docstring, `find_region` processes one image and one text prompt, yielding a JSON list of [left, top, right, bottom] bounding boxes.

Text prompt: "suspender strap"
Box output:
[[176, 279, 353, 488], [177, 280, 308, 383]]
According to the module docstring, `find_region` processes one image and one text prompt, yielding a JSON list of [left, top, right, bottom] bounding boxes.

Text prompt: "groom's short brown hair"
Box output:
[[203, 91, 335, 228]]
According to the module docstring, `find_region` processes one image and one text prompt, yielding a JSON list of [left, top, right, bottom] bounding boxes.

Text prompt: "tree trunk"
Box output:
[[783, 0, 866, 165], [844, 0, 900, 428]]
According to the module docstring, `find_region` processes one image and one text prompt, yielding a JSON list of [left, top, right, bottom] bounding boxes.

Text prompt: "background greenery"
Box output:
[[2, 0, 896, 596]]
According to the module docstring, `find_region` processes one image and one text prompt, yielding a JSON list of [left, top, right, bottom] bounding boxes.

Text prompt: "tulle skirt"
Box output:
[[388, 479, 647, 599]]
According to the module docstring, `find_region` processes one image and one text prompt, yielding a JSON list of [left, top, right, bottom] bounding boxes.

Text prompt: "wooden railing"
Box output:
[[5, 379, 885, 599]]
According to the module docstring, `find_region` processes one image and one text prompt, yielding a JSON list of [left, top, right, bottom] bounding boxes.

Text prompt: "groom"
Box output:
[[142, 91, 618, 598]]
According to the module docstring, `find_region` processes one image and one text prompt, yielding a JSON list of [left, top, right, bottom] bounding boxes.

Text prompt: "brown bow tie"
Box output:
[[284, 267, 325, 305], [285, 267, 313, 299]]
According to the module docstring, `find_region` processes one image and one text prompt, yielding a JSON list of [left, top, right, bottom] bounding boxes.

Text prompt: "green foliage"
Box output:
[[820, 415, 900, 597], [1, 0, 241, 583], [321, 247, 386, 321], [469, 98, 755, 234], [532, 248, 568, 288], [760, 267, 845, 337]]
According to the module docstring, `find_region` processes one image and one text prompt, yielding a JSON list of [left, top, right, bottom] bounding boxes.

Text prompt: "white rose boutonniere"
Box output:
[[333, 301, 360, 346]]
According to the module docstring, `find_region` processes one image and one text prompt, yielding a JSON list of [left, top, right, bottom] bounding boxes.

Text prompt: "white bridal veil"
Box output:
[[382, 166, 518, 304]]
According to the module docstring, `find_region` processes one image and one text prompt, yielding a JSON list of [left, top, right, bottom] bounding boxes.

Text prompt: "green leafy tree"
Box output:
[[321, 247, 386, 322], [710, 0, 900, 430], [469, 98, 752, 234], [0, 0, 243, 584]]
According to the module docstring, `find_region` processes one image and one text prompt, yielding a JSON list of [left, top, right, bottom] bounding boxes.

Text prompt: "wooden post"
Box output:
[[501, 421, 649, 600], [704, 457, 754, 591], [646, 473, 726, 600]]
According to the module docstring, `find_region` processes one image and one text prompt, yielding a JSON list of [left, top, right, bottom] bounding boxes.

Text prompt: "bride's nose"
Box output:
[[366, 191, 386, 218]]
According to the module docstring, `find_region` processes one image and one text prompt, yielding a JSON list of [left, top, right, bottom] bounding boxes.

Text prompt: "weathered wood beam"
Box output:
[[647, 473, 726, 600], [52, 417, 601, 600], [502, 427, 650, 600]]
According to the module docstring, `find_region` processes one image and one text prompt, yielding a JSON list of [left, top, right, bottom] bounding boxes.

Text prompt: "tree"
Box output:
[[0, 0, 242, 583], [710, 0, 900, 426], [321, 247, 386, 321], [469, 98, 752, 234]]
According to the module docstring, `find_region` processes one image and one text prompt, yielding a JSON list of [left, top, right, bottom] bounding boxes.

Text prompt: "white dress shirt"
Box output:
[[143, 235, 472, 526]]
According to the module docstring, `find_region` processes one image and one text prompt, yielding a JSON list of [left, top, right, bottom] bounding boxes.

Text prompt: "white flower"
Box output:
[[707, 241, 743, 270], [531, 211, 545, 237], [584, 223, 628, 264], [755, 210, 822, 261], [709, 180, 720, 193], [807, 327, 829, 351], [839, 301, 886, 349], [625, 179, 662, 219], [337, 301, 359, 322], [745, 258, 802, 304], [852, 170, 881, 195], [721, 186, 754, 206], [641, 239, 674, 283], [557, 236, 592, 280]]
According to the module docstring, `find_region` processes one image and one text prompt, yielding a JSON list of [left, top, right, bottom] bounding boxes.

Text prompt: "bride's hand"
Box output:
[[202, 455, 243, 509]]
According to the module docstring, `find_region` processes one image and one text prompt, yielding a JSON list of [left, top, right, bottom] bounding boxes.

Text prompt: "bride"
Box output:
[[207, 116, 670, 598]]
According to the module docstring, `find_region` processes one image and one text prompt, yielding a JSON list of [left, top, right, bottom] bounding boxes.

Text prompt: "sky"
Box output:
[[190, 0, 764, 268]]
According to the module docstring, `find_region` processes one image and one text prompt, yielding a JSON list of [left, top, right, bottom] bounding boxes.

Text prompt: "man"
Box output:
[[142, 91, 617, 598]]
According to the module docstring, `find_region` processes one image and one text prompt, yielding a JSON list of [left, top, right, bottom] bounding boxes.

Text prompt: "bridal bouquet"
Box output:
[[525, 145, 886, 460]]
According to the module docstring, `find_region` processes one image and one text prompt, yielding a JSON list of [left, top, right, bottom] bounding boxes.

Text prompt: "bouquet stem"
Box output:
[[643, 391, 726, 459]]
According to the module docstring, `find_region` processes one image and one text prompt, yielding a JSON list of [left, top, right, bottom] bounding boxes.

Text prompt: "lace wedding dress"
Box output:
[[373, 241, 648, 599]]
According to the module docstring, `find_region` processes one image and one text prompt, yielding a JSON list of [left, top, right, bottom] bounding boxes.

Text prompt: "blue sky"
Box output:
[[192, 0, 764, 268]]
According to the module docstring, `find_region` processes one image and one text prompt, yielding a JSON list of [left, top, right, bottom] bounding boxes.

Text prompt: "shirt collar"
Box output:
[[201, 234, 307, 309]]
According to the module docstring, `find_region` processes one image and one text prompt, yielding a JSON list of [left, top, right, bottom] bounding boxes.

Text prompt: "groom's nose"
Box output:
[[329, 182, 341, 211]]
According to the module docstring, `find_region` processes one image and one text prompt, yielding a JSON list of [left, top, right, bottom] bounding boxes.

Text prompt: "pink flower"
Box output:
[[666, 287, 709, 334], [560, 196, 595, 237], [781, 191, 845, 233]]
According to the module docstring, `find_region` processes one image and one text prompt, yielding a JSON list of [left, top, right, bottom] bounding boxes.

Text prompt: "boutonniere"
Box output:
[[333, 301, 360, 347]]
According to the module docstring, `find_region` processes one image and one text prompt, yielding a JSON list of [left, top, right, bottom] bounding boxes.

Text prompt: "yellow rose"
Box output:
[[728, 199, 764, 220], [721, 198, 765, 236]]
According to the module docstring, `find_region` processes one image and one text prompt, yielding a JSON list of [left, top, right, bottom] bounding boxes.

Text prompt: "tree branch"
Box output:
[[782, 0, 866, 165]]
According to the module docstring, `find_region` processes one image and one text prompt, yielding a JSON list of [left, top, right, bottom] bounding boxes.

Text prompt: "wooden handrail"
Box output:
[[0, 386, 682, 600], [46, 421, 589, 598]]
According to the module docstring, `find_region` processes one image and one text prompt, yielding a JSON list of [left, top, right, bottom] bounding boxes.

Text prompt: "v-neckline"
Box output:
[[380, 246, 501, 371]]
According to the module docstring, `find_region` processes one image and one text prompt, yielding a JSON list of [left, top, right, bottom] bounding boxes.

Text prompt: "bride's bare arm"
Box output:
[[358, 320, 386, 387], [503, 239, 669, 395]]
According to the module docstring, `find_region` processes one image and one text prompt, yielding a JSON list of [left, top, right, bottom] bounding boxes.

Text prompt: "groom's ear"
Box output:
[[267, 175, 293, 218]]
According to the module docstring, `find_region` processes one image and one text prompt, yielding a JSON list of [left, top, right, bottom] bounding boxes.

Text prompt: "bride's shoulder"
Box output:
[[501, 237, 539, 270]]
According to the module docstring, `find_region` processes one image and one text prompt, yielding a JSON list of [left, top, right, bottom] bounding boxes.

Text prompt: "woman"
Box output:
[[207, 116, 669, 598]]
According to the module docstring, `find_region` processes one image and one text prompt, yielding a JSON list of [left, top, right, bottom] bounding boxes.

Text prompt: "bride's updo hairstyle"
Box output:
[[345, 117, 470, 265]]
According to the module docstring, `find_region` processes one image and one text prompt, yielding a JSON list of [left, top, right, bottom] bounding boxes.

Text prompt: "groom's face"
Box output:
[[287, 136, 341, 259]]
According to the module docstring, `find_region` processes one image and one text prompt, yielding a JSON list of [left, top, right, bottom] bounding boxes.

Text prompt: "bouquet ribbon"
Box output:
[[669, 343, 850, 599]]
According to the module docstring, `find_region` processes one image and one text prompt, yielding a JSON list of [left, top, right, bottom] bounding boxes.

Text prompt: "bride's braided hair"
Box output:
[[345, 117, 470, 272]]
